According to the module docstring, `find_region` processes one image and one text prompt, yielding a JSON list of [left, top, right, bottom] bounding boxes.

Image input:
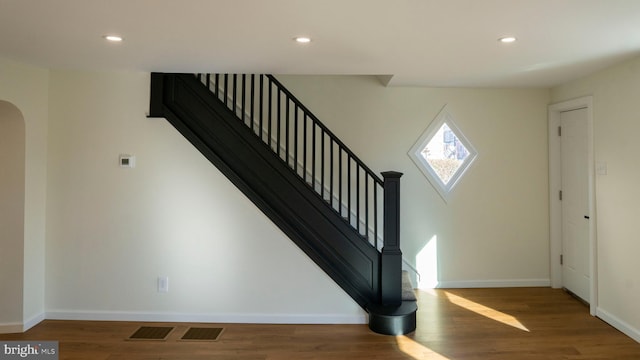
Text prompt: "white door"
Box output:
[[560, 108, 590, 303]]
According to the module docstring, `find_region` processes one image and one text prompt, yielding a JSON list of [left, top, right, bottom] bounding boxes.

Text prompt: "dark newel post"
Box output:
[[381, 171, 402, 306]]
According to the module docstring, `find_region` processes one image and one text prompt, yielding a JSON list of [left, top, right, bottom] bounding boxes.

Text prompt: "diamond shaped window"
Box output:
[[408, 106, 477, 202]]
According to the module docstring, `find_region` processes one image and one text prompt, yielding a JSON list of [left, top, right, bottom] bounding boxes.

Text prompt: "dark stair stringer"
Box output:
[[149, 73, 416, 335]]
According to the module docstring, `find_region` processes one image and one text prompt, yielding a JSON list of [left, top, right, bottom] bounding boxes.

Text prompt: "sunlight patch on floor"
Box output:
[[420, 288, 440, 297], [443, 291, 529, 332], [396, 335, 450, 360]]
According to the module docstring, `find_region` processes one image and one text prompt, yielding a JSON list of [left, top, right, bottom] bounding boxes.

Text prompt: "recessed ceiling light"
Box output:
[[294, 37, 311, 44], [498, 36, 517, 43], [103, 35, 124, 42]]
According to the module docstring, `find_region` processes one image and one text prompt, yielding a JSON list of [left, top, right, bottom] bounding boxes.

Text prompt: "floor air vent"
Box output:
[[128, 326, 174, 341], [180, 327, 224, 341]]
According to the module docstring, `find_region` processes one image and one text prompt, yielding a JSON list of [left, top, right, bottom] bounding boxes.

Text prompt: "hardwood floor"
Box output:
[[2, 288, 639, 359]]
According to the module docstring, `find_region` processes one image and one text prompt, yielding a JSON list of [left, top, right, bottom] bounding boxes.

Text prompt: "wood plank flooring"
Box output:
[[2, 288, 639, 359]]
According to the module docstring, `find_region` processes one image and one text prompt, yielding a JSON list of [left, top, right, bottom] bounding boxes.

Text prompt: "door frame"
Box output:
[[548, 96, 596, 315]]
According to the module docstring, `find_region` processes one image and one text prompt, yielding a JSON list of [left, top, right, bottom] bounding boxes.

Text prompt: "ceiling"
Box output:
[[1, 0, 639, 88]]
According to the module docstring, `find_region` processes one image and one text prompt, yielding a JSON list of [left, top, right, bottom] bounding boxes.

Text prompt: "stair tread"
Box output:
[[402, 271, 417, 301], [366, 300, 418, 315]]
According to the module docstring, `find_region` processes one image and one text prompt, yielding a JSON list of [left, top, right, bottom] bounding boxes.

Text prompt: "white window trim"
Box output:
[[408, 105, 477, 202]]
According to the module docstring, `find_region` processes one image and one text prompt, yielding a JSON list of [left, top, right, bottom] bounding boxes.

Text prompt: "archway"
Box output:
[[0, 100, 26, 331]]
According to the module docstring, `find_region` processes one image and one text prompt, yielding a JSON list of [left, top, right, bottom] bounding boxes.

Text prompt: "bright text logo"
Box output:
[[0, 342, 58, 359]]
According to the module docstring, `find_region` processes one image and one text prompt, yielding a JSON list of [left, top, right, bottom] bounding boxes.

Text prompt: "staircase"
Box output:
[[148, 73, 416, 335]]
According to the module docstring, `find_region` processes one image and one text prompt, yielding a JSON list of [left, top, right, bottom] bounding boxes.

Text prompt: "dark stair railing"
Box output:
[[149, 73, 416, 334], [200, 74, 383, 247]]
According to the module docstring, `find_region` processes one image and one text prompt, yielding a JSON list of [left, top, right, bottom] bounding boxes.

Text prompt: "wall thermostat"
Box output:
[[119, 154, 136, 168]]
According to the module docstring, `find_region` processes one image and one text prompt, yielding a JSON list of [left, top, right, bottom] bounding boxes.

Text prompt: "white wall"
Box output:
[[0, 62, 554, 328], [551, 55, 640, 342], [45, 70, 365, 323], [277, 75, 551, 288], [0, 58, 49, 332], [0, 101, 25, 330]]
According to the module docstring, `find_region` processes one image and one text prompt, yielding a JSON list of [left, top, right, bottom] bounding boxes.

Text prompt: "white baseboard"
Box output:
[[0, 322, 23, 334], [45, 310, 368, 325], [434, 278, 551, 289], [23, 313, 45, 331], [0, 313, 45, 334], [596, 307, 640, 343]]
